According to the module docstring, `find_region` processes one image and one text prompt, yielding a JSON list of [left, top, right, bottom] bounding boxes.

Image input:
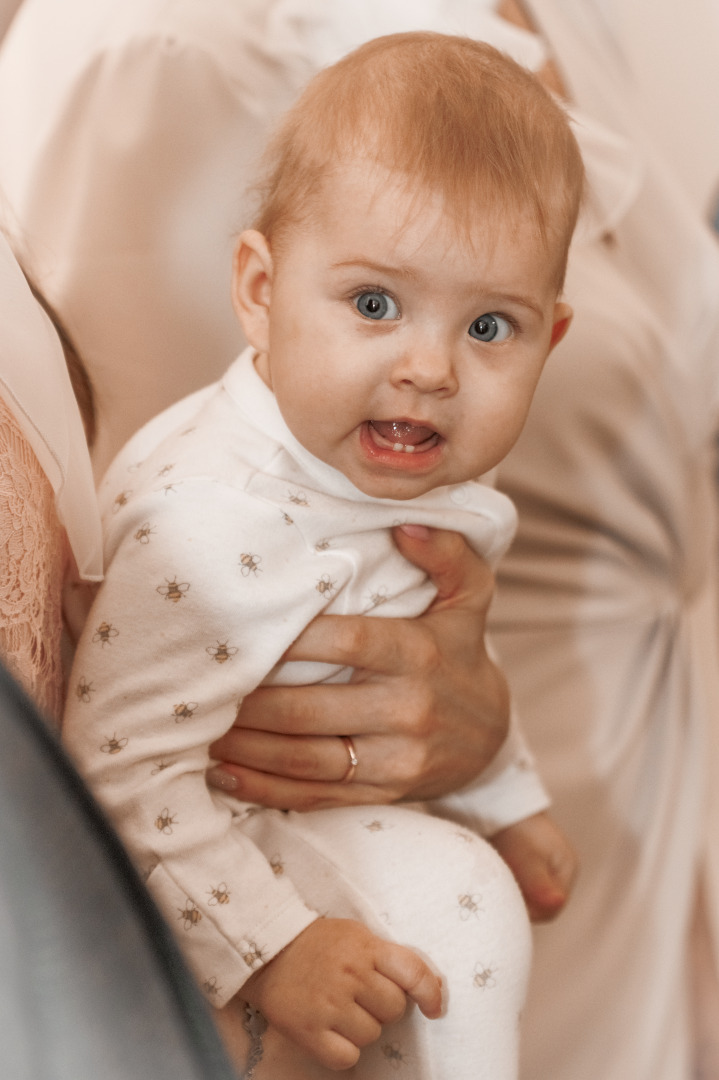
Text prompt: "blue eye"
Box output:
[[468, 314, 512, 342], [355, 291, 399, 320]]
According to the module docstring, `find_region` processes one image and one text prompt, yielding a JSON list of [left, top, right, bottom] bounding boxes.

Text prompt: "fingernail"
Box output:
[[207, 768, 238, 791], [399, 524, 430, 539]]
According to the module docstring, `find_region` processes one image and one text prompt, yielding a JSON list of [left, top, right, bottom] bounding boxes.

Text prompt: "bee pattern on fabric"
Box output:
[[242, 941, 268, 969], [112, 490, 131, 513], [156, 577, 190, 602], [172, 701, 198, 722], [270, 854, 284, 876], [92, 620, 119, 646], [100, 733, 128, 755], [203, 977, 221, 998], [208, 882, 231, 905], [365, 587, 389, 611], [155, 807, 177, 834], [75, 677, 94, 703], [287, 490, 309, 506], [281, 511, 293, 526], [382, 1043, 407, 1069], [151, 759, 173, 775], [206, 641, 238, 664], [458, 893, 483, 920], [156, 464, 175, 478], [315, 538, 331, 551], [178, 900, 202, 930], [363, 819, 388, 833], [473, 963, 497, 990], [239, 553, 261, 576], [316, 574, 336, 597], [134, 521, 155, 544]]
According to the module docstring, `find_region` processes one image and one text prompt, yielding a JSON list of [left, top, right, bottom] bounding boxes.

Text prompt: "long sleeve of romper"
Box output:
[[62, 478, 339, 1007]]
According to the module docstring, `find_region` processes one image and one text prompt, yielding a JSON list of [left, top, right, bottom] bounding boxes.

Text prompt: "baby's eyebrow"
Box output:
[[331, 259, 545, 318], [492, 292, 544, 318], [329, 257, 422, 282]]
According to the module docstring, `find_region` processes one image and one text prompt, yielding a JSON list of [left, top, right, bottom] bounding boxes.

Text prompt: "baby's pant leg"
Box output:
[[240, 804, 531, 1080]]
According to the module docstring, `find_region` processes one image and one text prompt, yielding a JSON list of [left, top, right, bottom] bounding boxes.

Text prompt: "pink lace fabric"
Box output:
[[0, 395, 67, 724]]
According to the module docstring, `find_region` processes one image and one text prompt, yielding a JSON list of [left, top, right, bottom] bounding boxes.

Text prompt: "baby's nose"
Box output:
[[390, 343, 458, 394]]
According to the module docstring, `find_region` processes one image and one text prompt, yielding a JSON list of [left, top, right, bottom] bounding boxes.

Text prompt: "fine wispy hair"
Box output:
[[252, 31, 584, 287]]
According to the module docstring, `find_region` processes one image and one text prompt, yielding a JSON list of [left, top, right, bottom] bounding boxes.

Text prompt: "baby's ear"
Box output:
[[549, 302, 573, 352], [231, 230, 273, 352]]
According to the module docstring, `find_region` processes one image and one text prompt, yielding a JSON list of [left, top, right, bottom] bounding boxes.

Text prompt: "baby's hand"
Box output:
[[242, 918, 443, 1070], [491, 810, 578, 922]]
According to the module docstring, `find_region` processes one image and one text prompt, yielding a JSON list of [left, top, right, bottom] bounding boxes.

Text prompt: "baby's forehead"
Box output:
[[270, 162, 563, 307], [301, 159, 552, 256]]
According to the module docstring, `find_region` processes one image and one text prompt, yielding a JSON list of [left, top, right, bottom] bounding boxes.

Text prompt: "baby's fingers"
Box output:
[[376, 944, 444, 1019]]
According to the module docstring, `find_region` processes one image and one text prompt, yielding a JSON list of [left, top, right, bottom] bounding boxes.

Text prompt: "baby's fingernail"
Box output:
[[207, 768, 238, 791], [399, 524, 430, 540]]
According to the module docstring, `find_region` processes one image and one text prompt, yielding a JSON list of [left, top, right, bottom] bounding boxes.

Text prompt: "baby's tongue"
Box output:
[[371, 420, 435, 445]]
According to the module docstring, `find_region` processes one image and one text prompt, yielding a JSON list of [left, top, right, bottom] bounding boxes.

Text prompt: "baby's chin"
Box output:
[[347, 465, 475, 503]]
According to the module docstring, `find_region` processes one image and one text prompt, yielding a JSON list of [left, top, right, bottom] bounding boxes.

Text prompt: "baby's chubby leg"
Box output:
[[238, 803, 532, 1079]]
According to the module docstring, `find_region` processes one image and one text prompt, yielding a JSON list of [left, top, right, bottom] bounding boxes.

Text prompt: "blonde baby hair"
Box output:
[[251, 31, 584, 289]]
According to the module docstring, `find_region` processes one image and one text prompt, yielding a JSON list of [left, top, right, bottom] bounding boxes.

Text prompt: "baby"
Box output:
[[63, 32, 583, 1079]]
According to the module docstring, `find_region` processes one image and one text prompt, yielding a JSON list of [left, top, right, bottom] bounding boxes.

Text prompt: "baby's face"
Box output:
[[241, 161, 570, 500]]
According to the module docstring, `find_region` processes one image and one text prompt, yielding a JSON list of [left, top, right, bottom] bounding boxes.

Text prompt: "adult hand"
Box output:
[[208, 526, 509, 810]]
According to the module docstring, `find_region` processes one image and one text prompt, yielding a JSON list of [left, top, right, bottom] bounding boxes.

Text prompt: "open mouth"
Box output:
[[368, 420, 441, 454]]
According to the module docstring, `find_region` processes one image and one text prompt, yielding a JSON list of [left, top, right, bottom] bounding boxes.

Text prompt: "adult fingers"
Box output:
[[392, 524, 495, 609], [210, 728, 353, 781], [207, 726, 433, 806], [211, 666, 501, 801], [281, 611, 421, 675], [227, 680, 423, 737], [206, 762, 395, 811]]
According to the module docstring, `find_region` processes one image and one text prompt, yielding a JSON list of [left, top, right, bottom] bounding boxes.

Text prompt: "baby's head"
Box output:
[[233, 32, 583, 500]]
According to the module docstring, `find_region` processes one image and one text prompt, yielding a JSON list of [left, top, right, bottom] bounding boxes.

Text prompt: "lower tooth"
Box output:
[[393, 443, 403, 452], [405, 445, 415, 454]]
